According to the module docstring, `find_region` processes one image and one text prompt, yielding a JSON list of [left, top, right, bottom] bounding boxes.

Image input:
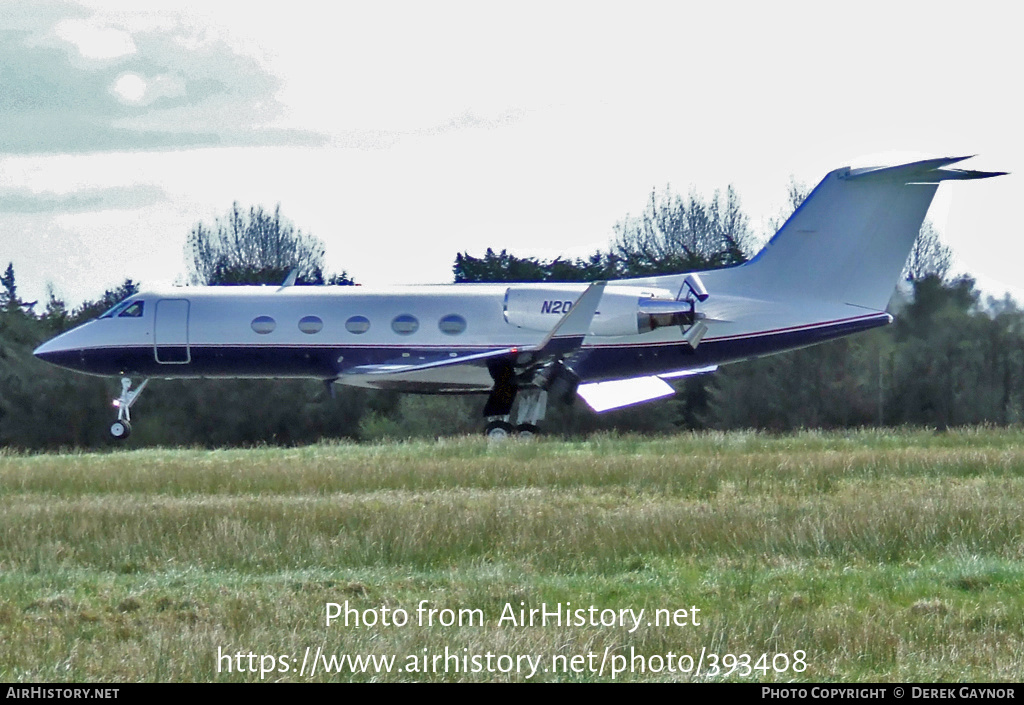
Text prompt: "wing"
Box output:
[[344, 347, 519, 377]]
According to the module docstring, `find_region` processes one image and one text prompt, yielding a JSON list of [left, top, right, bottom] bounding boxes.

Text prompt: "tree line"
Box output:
[[1, 190, 1021, 450]]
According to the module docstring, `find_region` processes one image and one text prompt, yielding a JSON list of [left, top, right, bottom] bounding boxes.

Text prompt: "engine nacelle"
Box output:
[[503, 285, 697, 337], [637, 297, 698, 334]]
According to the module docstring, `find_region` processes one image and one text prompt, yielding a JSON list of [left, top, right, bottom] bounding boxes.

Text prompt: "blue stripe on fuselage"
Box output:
[[573, 311, 890, 381]]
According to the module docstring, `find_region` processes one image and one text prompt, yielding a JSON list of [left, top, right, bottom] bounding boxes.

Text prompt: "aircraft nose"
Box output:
[[33, 336, 61, 359], [34, 335, 70, 362], [33, 324, 135, 376], [33, 331, 84, 370]]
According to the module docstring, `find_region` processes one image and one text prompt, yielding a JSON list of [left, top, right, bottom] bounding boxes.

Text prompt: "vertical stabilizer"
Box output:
[[733, 157, 1004, 311]]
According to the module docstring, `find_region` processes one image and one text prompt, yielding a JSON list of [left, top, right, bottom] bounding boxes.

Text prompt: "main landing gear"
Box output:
[[482, 355, 582, 440], [110, 377, 149, 440], [483, 357, 544, 440], [484, 388, 547, 441]]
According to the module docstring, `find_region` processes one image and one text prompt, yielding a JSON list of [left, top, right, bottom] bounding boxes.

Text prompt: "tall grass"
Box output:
[[1, 427, 1023, 681]]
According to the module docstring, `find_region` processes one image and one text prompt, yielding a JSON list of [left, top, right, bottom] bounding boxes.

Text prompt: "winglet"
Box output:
[[531, 281, 606, 358]]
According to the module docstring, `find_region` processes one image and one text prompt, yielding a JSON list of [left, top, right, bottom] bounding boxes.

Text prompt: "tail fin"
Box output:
[[734, 156, 1005, 311]]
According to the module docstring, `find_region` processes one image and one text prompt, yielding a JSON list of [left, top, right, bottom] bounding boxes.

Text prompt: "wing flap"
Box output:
[[577, 365, 720, 412], [577, 376, 675, 412]]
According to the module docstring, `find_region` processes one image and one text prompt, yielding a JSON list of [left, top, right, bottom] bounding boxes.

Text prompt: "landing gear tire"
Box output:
[[484, 420, 515, 441], [515, 423, 540, 439], [109, 377, 148, 441], [110, 419, 132, 440]]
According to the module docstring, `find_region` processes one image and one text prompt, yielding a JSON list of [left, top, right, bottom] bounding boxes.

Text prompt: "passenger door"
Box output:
[[154, 299, 191, 364]]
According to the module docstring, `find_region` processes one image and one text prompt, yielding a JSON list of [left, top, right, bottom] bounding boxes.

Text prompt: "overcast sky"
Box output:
[[1, 0, 1019, 307]]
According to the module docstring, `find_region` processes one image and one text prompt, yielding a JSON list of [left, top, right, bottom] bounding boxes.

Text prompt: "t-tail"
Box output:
[[723, 156, 1005, 311]]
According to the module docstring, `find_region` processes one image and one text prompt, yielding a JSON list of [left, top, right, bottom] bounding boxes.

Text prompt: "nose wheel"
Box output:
[[110, 419, 132, 440], [110, 377, 149, 441]]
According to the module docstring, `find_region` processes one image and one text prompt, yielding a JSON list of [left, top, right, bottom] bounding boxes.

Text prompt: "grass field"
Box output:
[[2, 427, 1024, 682]]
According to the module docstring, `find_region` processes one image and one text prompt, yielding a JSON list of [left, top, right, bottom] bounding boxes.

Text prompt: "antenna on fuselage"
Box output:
[[276, 268, 298, 292]]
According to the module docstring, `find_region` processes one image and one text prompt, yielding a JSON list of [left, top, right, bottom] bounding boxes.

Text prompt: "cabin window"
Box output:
[[438, 314, 467, 335], [251, 316, 276, 334], [391, 314, 419, 335], [118, 301, 145, 318], [298, 315, 324, 334], [345, 315, 370, 334]]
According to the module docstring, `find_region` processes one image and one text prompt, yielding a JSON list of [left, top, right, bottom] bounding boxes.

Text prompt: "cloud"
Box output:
[[0, 184, 168, 214], [0, 2, 326, 154], [54, 17, 137, 59]]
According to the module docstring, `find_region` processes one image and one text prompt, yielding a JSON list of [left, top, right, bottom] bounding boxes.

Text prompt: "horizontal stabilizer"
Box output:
[[846, 156, 1007, 182], [577, 376, 675, 413]]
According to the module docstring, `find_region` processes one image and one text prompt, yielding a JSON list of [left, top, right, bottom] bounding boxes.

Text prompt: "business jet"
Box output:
[[33, 156, 1003, 440]]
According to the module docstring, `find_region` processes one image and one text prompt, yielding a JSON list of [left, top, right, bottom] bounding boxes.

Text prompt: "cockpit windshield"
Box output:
[[99, 299, 145, 319]]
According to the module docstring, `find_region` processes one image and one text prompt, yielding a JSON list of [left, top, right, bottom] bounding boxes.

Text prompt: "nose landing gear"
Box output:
[[110, 377, 149, 440]]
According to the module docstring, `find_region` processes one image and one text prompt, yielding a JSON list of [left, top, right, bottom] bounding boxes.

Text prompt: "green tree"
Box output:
[[611, 186, 752, 275], [0, 262, 35, 313], [902, 220, 953, 282], [0, 262, 16, 309], [453, 248, 618, 283], [887, 275, 994, 428], [185, 203, 350, 286]]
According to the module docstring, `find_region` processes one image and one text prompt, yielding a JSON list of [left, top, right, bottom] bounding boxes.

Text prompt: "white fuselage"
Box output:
[[32, 272, 891, 393]]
